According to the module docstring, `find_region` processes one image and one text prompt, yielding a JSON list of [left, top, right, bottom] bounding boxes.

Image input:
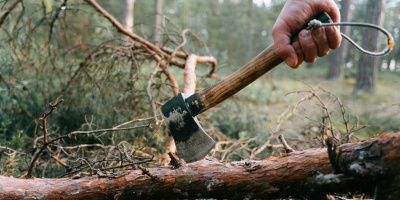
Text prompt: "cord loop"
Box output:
[[306, 19, 322, 30], [307, 20, 394, 56]]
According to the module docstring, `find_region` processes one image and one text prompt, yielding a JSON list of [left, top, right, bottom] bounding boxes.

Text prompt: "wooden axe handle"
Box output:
[[186, 12, 332, 116], [186, 44, 282, 116]]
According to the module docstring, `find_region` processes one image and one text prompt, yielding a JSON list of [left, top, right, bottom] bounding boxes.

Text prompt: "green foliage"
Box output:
[[359, 113, 400, 136], [212, 102, 263, 139]]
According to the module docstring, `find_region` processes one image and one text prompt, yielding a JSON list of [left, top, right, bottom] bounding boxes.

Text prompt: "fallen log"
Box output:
[[330, 132, 400, 199], [0, 132, 399, 199]]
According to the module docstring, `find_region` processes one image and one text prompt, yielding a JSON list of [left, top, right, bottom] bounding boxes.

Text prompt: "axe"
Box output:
[[161, 13, 332, 162]]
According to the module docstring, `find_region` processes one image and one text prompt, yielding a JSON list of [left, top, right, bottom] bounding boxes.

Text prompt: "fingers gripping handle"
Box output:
[[185, 13, 332, 116]]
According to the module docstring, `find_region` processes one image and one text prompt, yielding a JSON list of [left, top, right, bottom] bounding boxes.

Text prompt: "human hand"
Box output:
[[272, 0, 342, 68]]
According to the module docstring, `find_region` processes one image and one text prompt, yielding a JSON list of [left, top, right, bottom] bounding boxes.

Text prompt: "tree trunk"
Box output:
[[183, 0, 190, 27], [246, 1, 255, 60], [326, 0, 353, 81], [152, 0, 163, 46], [382, 1, 399, 71], [121, 0, 134, 45], [1, 132, 399, 199], [353, 0, 385, 94]]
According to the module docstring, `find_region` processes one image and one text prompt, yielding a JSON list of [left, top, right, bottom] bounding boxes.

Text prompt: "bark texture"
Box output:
[[121, 0, 134, 45], [326, 0, 353, 81], [1, 133, 399, 199], [332, 132, 400, 199], [353, 0, 386, 94], [152, 0, 163, 46]]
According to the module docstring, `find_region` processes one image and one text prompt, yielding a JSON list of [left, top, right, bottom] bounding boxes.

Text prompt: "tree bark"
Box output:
[[246, 1, 255, 60], [1, 132, 399, 199], [353, 0, 385, 94], [152, 0, 163, 46], [326, 0, 353, 81], [330, 132, 400, 199], [121, 0, 134, 45]]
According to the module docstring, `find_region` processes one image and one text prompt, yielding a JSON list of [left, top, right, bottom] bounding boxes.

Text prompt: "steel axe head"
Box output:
[[161, 93, 215, 162]]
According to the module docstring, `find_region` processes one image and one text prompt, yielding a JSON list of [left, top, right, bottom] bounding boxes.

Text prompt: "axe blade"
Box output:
[[161, 93, 215, 162]]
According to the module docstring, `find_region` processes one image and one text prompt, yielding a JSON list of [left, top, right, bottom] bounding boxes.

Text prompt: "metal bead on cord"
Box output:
[[306, 19, 394, 57]]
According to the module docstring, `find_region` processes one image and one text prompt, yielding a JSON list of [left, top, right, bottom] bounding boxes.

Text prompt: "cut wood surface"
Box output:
[[0, 132, 399, 199]]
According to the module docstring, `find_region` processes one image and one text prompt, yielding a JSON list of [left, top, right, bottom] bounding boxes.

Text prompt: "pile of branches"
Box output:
[[0, 0, 372, 180], [1, 0, 220, 179]]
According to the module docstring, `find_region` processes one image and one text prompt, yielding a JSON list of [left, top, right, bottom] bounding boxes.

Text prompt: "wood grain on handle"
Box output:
[[185, 13, 332, 116], [186, 44, 283, 116]]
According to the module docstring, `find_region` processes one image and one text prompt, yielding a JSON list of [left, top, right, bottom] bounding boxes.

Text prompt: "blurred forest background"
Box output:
[[0, 0, 399, 178]]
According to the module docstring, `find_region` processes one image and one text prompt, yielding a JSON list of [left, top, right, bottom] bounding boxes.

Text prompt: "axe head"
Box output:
[[161, 93, 215, 162]]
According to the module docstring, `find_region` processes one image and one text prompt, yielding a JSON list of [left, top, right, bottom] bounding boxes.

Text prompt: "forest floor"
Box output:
[[207, 62, 400, 154]]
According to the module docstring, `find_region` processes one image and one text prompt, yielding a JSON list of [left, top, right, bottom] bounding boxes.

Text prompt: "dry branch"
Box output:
[[27, 99, 64, 178], [25, 98, 156, 178], [183, 54, 198, 96], [183, 54, 218, 96], [1, 132, 399, 199], [84, 0, 218, 96], [0, 0, 22, 26], [84, 0, 180, 66]]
